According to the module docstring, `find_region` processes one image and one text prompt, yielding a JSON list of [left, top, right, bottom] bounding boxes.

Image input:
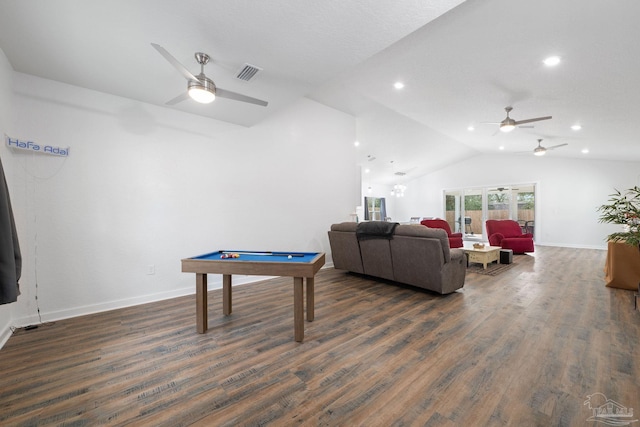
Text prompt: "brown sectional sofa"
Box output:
[[328, 222, 466, 294]]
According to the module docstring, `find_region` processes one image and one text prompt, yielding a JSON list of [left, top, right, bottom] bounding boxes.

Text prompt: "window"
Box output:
[[364, 197, 386, 221]]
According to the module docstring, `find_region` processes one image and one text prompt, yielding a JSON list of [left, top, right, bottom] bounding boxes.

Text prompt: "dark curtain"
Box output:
[[364, 197, 388, 221], [364, 197, 371, 220], [0, 156, 21, 304]]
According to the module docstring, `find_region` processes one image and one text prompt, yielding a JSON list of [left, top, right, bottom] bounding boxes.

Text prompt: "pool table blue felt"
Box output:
[[191, 250, 320, 263], [182, 250, 325, 341]]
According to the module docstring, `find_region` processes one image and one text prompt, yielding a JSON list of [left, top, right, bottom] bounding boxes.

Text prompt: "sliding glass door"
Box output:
[[444, 184, 536, 241], [463, 188, 482, 235], [516, 188, 535, 234], [487, 187, 511, 220], [444, 188, 482, 236], [445, 191, 461, 233]]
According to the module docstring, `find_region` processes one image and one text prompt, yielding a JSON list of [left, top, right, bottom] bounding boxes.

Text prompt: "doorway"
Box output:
[[444, 184, 536, 240]]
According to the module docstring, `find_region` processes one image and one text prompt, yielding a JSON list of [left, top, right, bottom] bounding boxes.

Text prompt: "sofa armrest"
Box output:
[[441, 248, 467, 294], [519, 233, 533, 239], [450, 232, 463, 238], [450, 248, 465, 263], [488, 232, 504, 246]]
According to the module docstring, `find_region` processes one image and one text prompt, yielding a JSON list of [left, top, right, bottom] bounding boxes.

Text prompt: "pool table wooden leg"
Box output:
[[306, 277, 314, 322], [196, 273, 207, 334], [223, 274, 232, 315], [294, 277, 304, 342]]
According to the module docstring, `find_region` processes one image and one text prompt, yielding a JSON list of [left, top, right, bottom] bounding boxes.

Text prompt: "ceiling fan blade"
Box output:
[[513, 116, 552, 126], [518, 125, 534, 129], [547, 143, 568, 150], [216, 88, 268, 107], [165, 92, 190, 106], [151, 43, 201, 82]]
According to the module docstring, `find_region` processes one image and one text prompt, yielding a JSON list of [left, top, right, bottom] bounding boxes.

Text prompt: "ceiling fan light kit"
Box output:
[[188, 78, 216, 103], [484, 106, 552, 133], [543, 56, 561, 67], [500, 122, 515, 132], [151, 43, 268, 107], [532, 138, 567, 156]]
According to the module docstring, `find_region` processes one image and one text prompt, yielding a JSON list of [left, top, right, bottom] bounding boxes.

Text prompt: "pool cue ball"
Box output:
[[288, 255, 292, 259]]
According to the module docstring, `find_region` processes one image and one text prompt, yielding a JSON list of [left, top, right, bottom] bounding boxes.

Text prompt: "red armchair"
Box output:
[[485, 219, 534, 254], [420, 219, 463, 248]]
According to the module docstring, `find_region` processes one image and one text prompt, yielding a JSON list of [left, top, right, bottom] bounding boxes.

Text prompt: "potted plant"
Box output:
[[597, 185, 640, 247]]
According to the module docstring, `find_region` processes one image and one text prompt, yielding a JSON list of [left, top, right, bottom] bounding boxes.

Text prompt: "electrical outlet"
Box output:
[[147, 265, 155, 275]]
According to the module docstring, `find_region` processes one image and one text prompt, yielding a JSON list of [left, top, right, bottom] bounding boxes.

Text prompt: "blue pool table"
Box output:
[[181, 250, 325, 342]]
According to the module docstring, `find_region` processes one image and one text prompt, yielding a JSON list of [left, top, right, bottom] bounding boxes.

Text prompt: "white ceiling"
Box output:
[[1, 0, 640, 185]]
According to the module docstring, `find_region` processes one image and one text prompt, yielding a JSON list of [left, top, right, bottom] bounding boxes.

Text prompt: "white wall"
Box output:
[[395, 154, 640, 249], [5, 72, 359, 330], [0, 48, 15, 346]]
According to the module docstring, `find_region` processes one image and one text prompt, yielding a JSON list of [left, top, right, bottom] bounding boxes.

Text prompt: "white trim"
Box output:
[[10, 276, 268, 327], [2, 265, 335, 349], [535, 242, 607, 251], [0, 318, 13, 349]]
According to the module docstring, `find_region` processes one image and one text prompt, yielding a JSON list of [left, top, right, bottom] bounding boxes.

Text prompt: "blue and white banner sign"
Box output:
[[6, 135, 69, 157]]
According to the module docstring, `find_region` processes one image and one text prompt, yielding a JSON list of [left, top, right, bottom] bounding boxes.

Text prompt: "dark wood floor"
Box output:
[[1, 246, 638, 426]]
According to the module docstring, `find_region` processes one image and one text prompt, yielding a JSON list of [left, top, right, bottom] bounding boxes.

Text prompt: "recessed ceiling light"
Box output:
[[364, 168, 370, 173], [582, 148, 589, 154], [354, 140, 360, 147], [467, 126, 475, 131], [571, 124, 582, 131], [543, 56, 561, 67], [394, 82, 405, 89], [499, 146, 505, 150]]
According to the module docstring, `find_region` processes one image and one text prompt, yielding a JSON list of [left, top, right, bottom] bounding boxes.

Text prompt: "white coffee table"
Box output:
[[462, 244, 502, 269]]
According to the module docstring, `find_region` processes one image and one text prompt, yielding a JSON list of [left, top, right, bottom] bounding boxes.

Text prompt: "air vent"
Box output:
[[235, 64, 262, 82], [394, 172, 406, 176]]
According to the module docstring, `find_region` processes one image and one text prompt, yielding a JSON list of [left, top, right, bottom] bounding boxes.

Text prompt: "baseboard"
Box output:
[[0, 318, 14, 349], [535, 242, 607, 251], [12, 286, 197, 327], [10, 275, 274, 328], [4, 265, 336, 349]]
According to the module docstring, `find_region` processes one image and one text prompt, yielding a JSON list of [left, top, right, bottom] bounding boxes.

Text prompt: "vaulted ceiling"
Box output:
[[1, 0, 639, 185]]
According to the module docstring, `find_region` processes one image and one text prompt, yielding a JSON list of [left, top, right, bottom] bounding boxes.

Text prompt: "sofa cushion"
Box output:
[[390, 235, 445, 290], [487, 219, 522, 238], [359, 238, 395, 281], [394, 224, 451, 262], [330, 222, 358, 232], [356, 221, 399, 240]]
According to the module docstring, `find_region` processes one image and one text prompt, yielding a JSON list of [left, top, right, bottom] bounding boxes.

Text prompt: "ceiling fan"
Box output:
[[530, 139, 568, 156], [483, 106, 552, 132], [490, 187, 519, 192], [151, 43, 268, 107]]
